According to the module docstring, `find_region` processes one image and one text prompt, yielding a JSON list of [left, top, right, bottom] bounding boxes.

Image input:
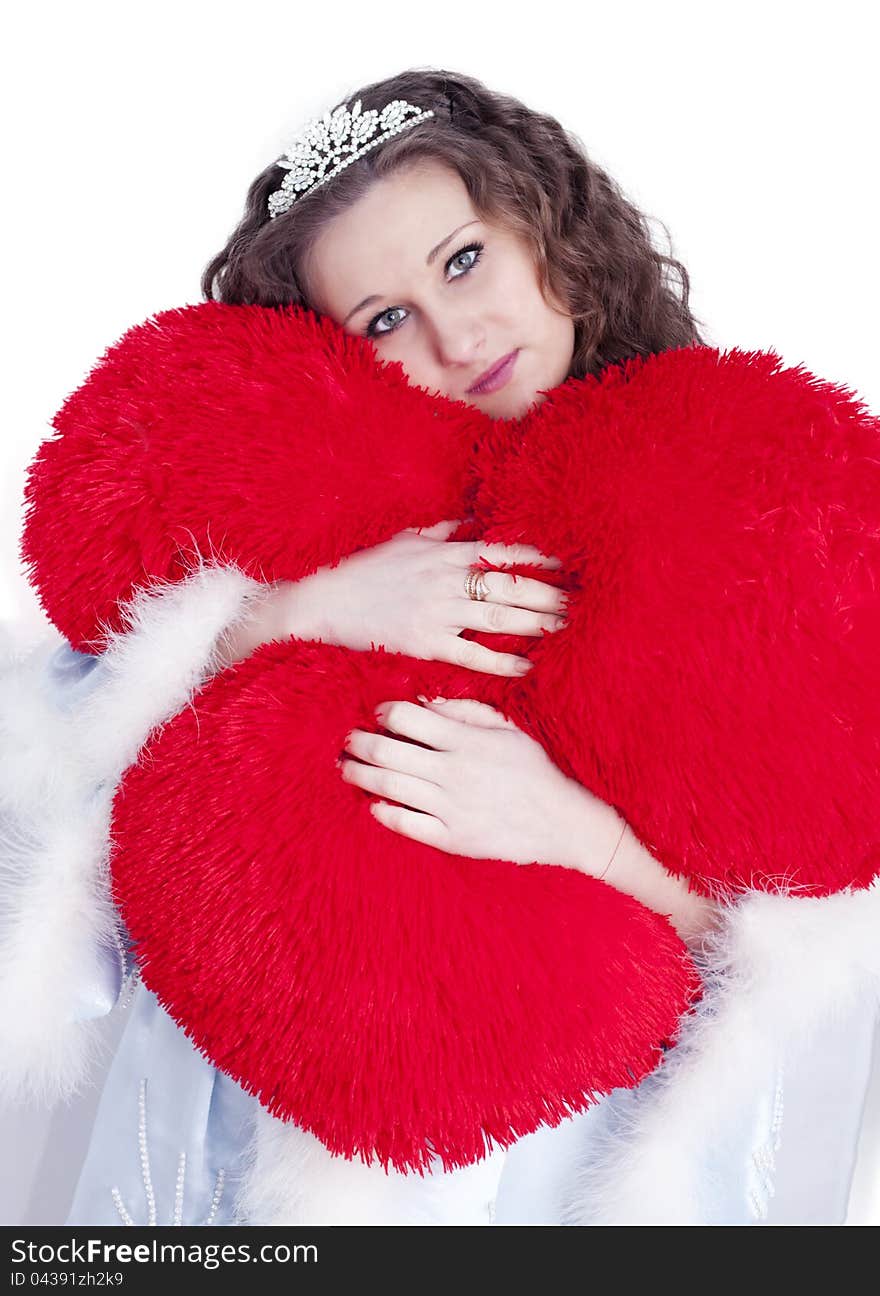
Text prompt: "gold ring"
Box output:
[[465, 568, 490, 601]]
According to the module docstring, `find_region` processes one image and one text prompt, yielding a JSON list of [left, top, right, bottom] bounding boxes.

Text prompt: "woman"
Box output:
[[208, 74, 719, 950], [3, 67, 877, 1227]]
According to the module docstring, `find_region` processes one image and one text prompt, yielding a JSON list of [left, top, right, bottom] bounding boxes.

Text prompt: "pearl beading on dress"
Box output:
[[172, 1152, 186, 1227], [110, 1187, 134, 1227], [110, 920, 140, 1011], [267, 98, 435, 219], [109, 1077, 227, 1225], [203, 1169, 226, 1227], [137, 1078, 157, 1226], [109, 1077, 154, 1226]]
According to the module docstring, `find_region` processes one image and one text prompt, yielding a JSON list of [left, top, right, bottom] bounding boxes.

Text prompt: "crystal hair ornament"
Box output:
[[267, 98, 436, 219]]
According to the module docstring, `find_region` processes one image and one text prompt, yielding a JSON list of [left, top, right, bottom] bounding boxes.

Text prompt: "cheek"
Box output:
[[501, 260, 558, 335], [528, 277, 575, 362], [545, 315, 576, 386], [378, 337, 431, 391], [550, 309, 576, 355]]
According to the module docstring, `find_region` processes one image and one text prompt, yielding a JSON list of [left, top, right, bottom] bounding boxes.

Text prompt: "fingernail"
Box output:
[[516, 660, 533, 674], [432, 696, 448, 704]]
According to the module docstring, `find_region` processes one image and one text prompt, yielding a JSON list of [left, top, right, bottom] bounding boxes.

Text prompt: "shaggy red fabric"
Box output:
[[20, 303, 880, 1170]]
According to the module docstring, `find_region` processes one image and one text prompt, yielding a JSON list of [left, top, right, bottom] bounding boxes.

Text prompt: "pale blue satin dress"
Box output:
[[41, 641, 880, 1226]]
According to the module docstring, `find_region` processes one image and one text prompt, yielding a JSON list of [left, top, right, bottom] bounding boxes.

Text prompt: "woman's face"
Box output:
[[303, 160, 576, 420]]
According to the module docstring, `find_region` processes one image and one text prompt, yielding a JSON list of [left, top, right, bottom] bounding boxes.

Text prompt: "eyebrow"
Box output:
[[342, 220, 482, 326]]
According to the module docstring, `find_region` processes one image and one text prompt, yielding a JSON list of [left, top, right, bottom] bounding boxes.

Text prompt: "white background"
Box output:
[[1, 0, 878, 1224]]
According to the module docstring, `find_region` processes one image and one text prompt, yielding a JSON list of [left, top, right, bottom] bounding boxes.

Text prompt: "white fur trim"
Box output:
[[233, 1108, 507, 1226], [563, 883, 880, 1224], [0, 560, 266, 1106]]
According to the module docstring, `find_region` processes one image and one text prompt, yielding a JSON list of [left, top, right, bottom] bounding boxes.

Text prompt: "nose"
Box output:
[[425, 305, 487, 372]]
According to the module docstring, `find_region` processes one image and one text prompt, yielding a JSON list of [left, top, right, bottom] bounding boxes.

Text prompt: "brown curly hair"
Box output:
[[201, 67, 706, 380]]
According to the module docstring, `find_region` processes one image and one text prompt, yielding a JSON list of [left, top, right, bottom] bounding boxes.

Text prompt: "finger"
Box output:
[[457, 598, 566, 638], [458, 569, 569, 615], [343, 727, 442, 782], [339, 756, 442, 814], [419, 696, 518, 729], [370, 800, 449, 849], [443, 565, 567, 609], [402, 519, 464, 540], [372, 698, 464, 749], [437, 637, 534, 678], [447, 540, 563, 569]]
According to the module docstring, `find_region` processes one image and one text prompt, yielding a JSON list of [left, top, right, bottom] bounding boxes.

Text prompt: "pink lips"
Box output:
[[467, 349, 519, 395]]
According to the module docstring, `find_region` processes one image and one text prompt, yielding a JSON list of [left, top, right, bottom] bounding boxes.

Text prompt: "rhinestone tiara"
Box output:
[[267, 97, 436, 220]]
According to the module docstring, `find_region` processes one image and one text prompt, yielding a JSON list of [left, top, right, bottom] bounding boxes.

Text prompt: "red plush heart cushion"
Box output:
[[21, 302, 880, 1170], [109, 638, 697, 1171]]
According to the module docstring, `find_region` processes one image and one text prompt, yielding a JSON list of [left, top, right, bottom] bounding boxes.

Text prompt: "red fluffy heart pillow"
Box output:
[[21, 303, 880, 1171]]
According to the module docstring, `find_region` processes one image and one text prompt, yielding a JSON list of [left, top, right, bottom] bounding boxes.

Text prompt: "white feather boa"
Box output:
[[1, 564, 878, 1224], [0, 562, 267, 1105], [562, 885, 880, 1224]]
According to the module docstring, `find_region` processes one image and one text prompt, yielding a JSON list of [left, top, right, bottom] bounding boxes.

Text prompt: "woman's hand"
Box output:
[[341, 695, 722, 948], [273, 519, 568, 678], [340, 695, 602, 865]]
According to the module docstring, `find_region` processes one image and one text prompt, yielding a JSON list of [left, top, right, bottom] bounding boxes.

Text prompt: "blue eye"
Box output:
[[365, 241, 485, 339]]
